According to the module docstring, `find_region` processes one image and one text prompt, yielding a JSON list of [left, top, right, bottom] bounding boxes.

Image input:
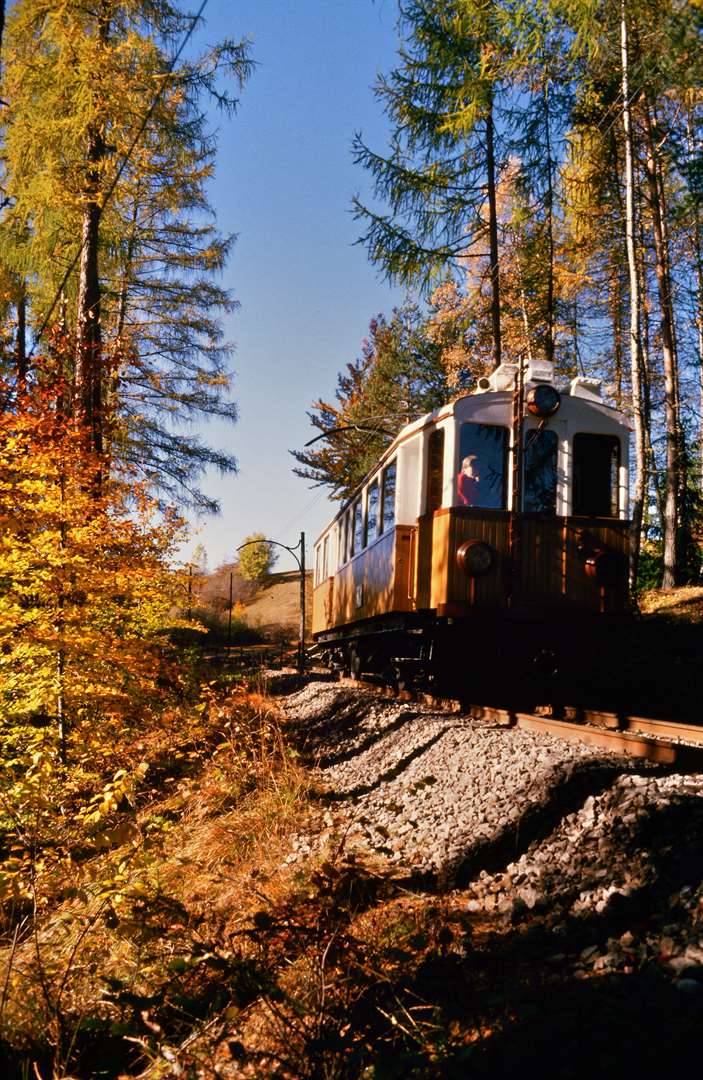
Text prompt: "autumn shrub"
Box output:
[[0, 385, 188, 761]]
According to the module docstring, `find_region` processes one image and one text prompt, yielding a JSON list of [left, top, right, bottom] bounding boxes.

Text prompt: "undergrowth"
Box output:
[[0, 675, 312, 1078], [0, 669, 517, 1079]]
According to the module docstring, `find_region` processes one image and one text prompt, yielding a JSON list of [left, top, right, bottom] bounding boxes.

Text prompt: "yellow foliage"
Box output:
[[0, 383, 187, 748]]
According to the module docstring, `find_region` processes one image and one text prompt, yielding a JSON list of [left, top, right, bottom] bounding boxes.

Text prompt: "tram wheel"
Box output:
[[348, 645, 363, 681]]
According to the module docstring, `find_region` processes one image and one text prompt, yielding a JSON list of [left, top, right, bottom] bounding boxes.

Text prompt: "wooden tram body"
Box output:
[[311, 360, 631, 692]]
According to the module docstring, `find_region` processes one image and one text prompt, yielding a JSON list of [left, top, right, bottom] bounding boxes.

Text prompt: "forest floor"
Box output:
[[0, 587, 701, 1079]]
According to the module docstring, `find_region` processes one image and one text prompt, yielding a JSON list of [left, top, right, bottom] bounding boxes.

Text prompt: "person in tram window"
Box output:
[[457, 454, 480, 506]]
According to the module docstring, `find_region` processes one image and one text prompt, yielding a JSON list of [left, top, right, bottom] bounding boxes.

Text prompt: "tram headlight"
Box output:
[[526, 384, 561, 417], [456, 539, 494, 577], [584, 549, 622, 585]]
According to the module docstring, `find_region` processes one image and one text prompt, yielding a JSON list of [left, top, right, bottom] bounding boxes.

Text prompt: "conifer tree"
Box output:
[[353, 0, 508, 369], [0, 0, 252, 507], [293, 305, 449, 497]]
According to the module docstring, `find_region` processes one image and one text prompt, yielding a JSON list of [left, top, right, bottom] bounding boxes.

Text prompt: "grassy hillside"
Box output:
[[240, 570, 313, 638], [194, 567, 313, 643]]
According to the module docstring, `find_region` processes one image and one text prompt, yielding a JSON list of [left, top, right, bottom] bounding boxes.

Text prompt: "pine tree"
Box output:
[[353, 0, 508, 369]]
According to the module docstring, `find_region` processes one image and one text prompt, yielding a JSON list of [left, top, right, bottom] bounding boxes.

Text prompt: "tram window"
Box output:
[[426, 429, 445, 512], [458, 423, 508, 509], [315, 545, 322, 585], [381, 461, 396, 532], [322, 536, 329, 579], [523, 428, 558, 513], [573, 434, 620, 517], [366, 480, 379, 544], [352, 499, 364, 554]]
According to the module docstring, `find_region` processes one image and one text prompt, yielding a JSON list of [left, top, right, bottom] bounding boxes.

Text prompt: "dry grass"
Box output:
[[638, 585, 703, 622], [239, 572, 314, 638], [0, 683, 315, 1079]]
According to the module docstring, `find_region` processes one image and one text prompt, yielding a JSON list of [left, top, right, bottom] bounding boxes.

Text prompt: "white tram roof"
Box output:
[[314, 360, 630, 543]]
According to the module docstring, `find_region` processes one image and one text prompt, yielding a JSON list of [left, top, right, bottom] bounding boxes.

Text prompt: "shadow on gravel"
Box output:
[[320, 725, 451, 801], [427, 929, 703, 1080], [313, 710, 420, 769], [289, 693, 375, 758], [225, 827, 703, 1080], [396, 761, 651, 893]]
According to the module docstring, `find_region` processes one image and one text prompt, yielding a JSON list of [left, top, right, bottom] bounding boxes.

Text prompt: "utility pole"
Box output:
[[236, 533, 307, 675], [298, 531, 306, 674], [227, 571, 233, 646]]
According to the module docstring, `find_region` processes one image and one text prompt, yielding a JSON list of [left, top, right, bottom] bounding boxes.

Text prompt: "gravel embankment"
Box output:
[[279, 682, 636, 882], [279, 681, 703, 988]]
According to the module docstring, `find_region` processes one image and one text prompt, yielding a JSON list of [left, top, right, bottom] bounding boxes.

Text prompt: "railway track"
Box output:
[[337, 676, 703, 767]]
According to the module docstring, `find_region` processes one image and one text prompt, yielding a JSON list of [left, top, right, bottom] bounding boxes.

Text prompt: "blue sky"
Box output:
[[184, 0, 404, 572]]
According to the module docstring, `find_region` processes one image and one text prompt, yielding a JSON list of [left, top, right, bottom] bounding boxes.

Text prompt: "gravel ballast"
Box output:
[[280, 681, 703, 986]]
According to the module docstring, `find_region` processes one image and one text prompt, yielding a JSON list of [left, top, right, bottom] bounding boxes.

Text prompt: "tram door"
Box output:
[[516, 422, 566, 605]]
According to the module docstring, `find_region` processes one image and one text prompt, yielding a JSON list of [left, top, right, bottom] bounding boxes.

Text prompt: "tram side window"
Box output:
[[366, 480, 379, 545], [322, 535, 329, 579], [426, 429, 445, 512], [352, 499, 364, 554], [381, 461, 396, 532], [457, 424, 508, 509], [573, 434, 620, 517], [523, 429, 558, 514], [315, 545, 322, 586], [345, 510, 353, 560]]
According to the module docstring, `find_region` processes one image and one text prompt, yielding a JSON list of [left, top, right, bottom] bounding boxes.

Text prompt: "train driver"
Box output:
[[457, 454, 480, 506]]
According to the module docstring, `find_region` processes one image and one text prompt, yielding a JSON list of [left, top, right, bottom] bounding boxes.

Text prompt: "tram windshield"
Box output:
[[523, 429, 558, 513], [457, 424, 508, 509]]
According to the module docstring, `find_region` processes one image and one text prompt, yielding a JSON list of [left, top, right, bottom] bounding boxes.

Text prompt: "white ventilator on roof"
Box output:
[[569, 376, 603, 402], [475, 361, 604, 402], [525, 359, 555, 384], [475, 362, 517, 393], [475, 359, 557, 393]]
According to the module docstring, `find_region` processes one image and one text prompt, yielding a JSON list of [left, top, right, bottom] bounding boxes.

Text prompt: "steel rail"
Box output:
[[337, 677, 703, 766]]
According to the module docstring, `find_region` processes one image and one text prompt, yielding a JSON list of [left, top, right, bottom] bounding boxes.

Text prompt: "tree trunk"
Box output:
[[694, 226, 703, 488], [620, 1, 647, 591], [485, 90, 502, 371], [15, 282, 27, 394], [542, 77, 556, 366], [638, 231, 663, 532], [74, 130, 104, 457], [642, 100, 680, 588], [75, 3, 110, 459], [689, 118, 703, 489]]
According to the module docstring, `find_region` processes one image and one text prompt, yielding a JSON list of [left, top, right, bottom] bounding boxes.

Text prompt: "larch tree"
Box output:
[[562, 0, 703, 586], [0, 0, 252, 507]]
